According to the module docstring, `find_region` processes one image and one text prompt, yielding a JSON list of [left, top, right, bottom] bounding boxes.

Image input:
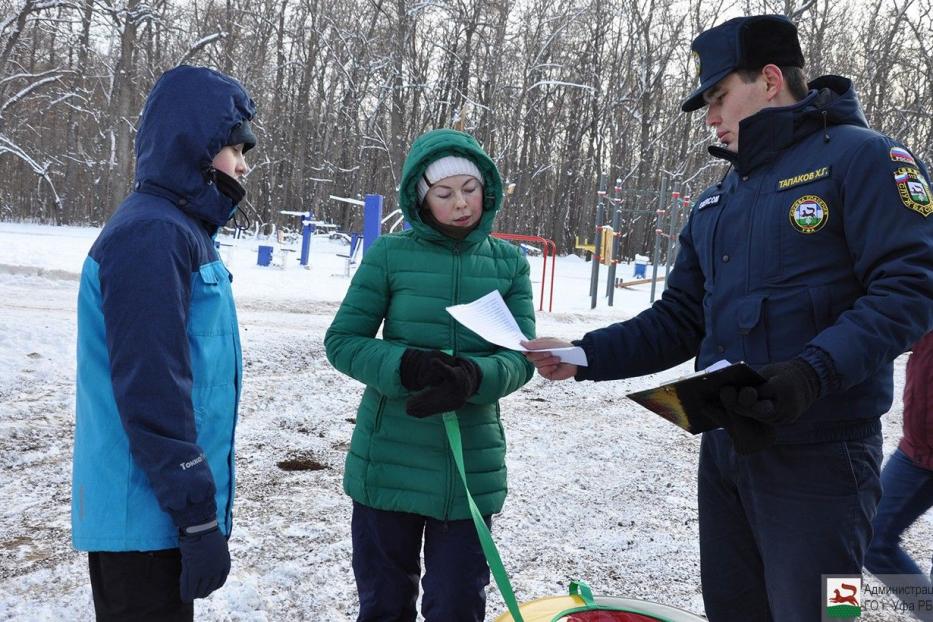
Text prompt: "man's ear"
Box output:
[[761, 64, 785, 102]]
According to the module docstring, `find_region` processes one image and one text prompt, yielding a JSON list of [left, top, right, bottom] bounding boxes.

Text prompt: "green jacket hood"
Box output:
[[399, 129, 503, 244]]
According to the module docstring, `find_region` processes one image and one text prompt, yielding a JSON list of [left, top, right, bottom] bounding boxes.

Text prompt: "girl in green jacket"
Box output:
[[325, 128, 536, 621]]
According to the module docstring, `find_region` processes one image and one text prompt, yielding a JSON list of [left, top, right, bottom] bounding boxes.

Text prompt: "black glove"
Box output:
[[701, 402, 777, 455], [720, 358, 821, 426], [400, 349, 459, 391], [406, 357, 482, 418], [178, 522, 231, 603]]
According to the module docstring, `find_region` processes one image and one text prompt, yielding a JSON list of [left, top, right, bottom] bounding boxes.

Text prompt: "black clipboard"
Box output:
[[626, 362, 766, 434]]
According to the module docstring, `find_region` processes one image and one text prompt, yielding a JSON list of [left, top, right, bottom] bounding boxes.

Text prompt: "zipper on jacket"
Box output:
[[444, 242, 462, 520], [225, 273, 241, 532], [452, 243, 462, 355], [743, 174, 766, 295]]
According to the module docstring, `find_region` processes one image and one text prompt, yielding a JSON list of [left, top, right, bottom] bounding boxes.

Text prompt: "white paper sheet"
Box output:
[[446, 291, 588, 366]]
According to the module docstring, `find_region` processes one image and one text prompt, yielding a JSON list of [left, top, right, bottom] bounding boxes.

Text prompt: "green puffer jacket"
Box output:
[[325, 129, 536, 520]]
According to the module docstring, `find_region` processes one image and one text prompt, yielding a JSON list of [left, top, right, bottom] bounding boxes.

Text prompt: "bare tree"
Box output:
[[0, 0, 929, 254]]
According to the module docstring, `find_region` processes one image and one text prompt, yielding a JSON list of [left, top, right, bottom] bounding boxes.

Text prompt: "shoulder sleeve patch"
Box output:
[[894, 166, 933, 217], [889, 147, 917, 166]]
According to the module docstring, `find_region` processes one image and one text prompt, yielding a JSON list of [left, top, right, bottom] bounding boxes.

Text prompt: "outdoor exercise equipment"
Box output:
[[329, 193, 383, 256], [280, 209, 328, 267], [336, 232, 364, 277], [583, 175, 690, 307], [649, 192, 688, 303], [587, 176, 628, 308], [491, 233, 557, 312]]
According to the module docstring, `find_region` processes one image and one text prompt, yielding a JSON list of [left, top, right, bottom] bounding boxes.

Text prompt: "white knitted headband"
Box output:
[[416, 156, 484, 202]]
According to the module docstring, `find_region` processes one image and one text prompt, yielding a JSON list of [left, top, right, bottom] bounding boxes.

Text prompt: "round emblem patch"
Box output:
[[692, 51, 702, 78], [789, 195, 829, 233], [894, 166, 932, 217]]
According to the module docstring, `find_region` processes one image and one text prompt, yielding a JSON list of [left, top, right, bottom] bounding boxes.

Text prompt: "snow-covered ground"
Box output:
[[0, 221, 927, 621]]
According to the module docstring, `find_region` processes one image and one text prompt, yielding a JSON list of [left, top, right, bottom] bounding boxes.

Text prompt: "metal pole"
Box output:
[[590, 203, 604, 310], [300, 210, 313, 267], [538, 238, 548, 312], [649, 176, 668, 303], [362, 194, 383, 255], [548, 240, 557, 313], [664, 194, 686, 289], [606, 207, 621, 305], [663, 191, 680, 290]]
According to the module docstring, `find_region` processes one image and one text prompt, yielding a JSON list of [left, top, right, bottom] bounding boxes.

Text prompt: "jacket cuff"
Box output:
[[798, 345, 840, 397], [169, 499, 218, 531], [572, 339, 595, 381], [469, 355, 500, 403]]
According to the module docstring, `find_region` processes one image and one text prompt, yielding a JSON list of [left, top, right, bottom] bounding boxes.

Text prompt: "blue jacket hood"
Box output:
[[134, 65, 256, 226], [711, 75, 868, 174]]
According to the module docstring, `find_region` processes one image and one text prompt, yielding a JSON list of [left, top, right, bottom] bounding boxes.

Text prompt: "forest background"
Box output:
[[0, 0, 929, 258]]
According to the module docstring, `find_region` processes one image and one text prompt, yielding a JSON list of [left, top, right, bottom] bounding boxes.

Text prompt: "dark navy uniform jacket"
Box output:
[[578, 76, 933, 443], [73, 66, 254, 550]]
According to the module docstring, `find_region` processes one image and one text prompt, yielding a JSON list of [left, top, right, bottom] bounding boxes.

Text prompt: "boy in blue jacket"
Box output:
[[525, 15, 932, 622], [72, 65, 256, 620]]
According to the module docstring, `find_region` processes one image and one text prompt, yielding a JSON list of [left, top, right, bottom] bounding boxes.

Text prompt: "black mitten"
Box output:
[[406, 357, 482, 418], [720, 358, 821, 426], [399, 349, 459, 391]]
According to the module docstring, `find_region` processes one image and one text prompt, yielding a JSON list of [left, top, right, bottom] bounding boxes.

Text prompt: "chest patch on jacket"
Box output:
[[789, 195, 829, 233], [894, 167, 933, 217], [697, 194, 720, 210], [776, 166, 830, 191]]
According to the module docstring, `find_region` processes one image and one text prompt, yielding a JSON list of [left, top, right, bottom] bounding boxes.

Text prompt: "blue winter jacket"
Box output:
[[578, 76, 933, 443], [72, 66, 254, 551]]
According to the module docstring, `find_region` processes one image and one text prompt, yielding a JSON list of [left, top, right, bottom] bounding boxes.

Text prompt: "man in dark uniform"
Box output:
[[524, 14, 933, 621]]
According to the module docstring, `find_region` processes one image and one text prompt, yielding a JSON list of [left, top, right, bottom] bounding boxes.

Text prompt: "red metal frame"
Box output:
[[492, 233, 557, 312]]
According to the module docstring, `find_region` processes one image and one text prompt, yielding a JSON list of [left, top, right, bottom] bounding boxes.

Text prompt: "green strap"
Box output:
[[569, 580, 596, 604], [443, 412, 524, 622]]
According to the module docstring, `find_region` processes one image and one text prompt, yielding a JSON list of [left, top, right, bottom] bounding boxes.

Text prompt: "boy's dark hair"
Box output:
[[736, 66, 809, 101]]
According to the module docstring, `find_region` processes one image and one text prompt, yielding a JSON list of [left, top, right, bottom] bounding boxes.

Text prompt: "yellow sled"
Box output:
[[495, 581, 706, 622]]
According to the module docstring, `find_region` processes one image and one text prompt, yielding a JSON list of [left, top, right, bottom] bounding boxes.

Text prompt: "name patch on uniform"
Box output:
[[894, 166, 932, 217], [697, 194, 720, 210], [789, 195, 829, 233], [889, 147, 917, 165], [777, 166, 831, 191]]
